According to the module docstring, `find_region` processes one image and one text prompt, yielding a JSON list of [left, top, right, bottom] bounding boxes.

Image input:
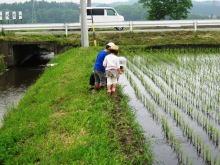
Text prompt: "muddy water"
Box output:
[[0, 67, 44, 127]]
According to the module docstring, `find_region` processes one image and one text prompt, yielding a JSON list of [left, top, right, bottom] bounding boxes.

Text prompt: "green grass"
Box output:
[[1, 31, 220, 49], [0, 47, 153, 164]]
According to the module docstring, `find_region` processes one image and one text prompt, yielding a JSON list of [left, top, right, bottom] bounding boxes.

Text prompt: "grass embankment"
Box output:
[[1, 31, 220, 49], [0, 47, 153, 164]]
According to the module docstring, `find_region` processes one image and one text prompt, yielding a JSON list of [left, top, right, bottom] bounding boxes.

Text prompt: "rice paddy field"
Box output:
[[119, 48, 220, 165]]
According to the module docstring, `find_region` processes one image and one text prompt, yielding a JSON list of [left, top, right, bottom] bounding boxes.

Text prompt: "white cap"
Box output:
[[107, 42, 115, 46], [118, 56, 126, 66]]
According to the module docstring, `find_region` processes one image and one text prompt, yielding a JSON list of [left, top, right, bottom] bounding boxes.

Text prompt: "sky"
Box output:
[[0, 0, 212, 4]]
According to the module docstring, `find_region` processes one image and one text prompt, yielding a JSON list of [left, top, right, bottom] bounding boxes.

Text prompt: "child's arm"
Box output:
[[118, 66, 124, 74]]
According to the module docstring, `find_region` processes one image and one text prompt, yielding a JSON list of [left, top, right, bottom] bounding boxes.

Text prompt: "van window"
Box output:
[[80, 7, 124, 30], [107, 9, 116, 16], [87, 9, 104, 16]]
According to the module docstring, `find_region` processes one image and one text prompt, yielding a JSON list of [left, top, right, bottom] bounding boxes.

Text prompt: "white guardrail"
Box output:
[[1, 20, 220, 35]]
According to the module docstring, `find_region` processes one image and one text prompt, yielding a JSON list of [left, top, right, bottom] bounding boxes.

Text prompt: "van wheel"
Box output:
[[115, 27, 123, 31]]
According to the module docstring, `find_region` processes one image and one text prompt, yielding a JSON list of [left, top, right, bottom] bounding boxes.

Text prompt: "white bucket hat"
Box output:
[[119, 56, 126, 66]]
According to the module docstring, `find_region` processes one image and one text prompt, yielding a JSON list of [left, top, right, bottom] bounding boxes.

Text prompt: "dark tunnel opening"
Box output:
[[13, 44, 54, 67]]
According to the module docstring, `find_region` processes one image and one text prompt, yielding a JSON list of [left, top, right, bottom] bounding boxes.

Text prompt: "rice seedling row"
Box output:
[[124, 52, 220, 165], [131, 54, 218, 144], [125, 69, 192, 165], [141, 54, 220, 117], [126, 59, 219, 158], [128, 56, 220, 146], [139, 54, 220, 127]]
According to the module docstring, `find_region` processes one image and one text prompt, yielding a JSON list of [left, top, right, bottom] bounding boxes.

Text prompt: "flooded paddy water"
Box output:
[[119, 51, 220, 165]]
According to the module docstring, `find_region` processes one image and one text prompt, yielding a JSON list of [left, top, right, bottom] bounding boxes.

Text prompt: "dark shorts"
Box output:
[[89, 72, 95, 86], [94, 70, 106, 87]]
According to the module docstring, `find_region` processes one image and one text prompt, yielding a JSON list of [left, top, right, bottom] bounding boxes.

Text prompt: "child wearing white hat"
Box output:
[[103, 45, 121, 95]]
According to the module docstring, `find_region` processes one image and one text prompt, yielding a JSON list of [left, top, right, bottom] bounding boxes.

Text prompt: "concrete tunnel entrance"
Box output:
[[13, 43, 56, 66], [0, 41, 58, 68]]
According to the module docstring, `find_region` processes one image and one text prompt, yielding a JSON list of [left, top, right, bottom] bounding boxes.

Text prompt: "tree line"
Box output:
[[0, 0, 219, 24]]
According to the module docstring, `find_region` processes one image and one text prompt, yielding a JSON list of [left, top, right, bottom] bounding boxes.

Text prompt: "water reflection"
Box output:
[[0, 67, 44, 126], [118, 75, 179, 165]]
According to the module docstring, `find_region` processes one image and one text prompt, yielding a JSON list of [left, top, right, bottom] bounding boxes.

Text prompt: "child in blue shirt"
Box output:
[[93, 42, 115, 90]]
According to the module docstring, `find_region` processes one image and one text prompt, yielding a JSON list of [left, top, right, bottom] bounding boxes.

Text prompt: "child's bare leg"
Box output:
[[106, 77, 112, 95], [107, 84, 112, 95], [111, 83, 117, 94]]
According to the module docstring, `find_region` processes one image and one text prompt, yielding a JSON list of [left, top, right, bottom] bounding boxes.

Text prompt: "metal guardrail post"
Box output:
[[193, 20, 197, 31], [65, 23, 68, 36], [129, 21, 133, 32]]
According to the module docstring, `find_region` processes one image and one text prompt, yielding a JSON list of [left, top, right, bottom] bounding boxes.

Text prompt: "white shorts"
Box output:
[[107, 76, 117, 85]]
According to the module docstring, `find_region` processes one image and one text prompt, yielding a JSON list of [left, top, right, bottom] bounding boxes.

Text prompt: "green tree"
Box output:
[[138, 0, 193, 20], [116, 4, 148, 21]]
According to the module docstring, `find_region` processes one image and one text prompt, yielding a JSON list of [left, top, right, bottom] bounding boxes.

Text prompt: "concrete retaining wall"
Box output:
[[0, 55, 5, 74], [0, 41, 58, 68]]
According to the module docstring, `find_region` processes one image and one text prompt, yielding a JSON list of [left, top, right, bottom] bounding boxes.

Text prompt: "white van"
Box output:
[[80, 7, 125, 31]]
